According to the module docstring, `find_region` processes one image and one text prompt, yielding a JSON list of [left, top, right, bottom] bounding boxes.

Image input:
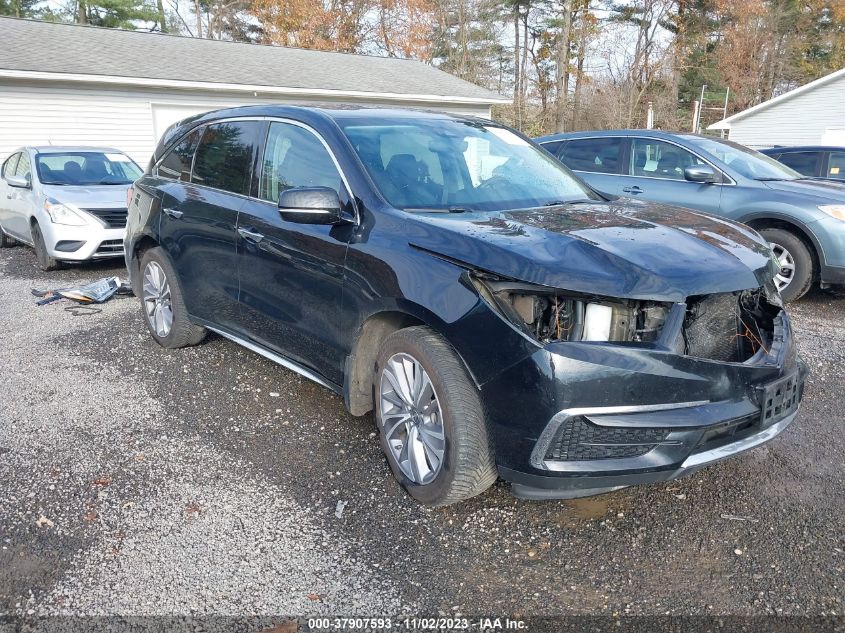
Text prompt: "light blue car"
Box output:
[[535, 130, 845, 301]]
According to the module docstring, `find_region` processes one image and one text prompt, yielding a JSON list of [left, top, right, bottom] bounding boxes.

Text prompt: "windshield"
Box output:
[[686, 136, 802, 181], [35, 152, 142, 186], [340, 118, 597, 211]]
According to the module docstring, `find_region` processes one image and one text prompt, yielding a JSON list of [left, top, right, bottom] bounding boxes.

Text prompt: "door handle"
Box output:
[[237, 227, 264, 243], [622, 186, 643, 194], [162, 207, 183, 219]]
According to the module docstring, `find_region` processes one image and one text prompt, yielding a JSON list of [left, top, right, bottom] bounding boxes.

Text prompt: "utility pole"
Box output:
[[697, 84, 707, 133]]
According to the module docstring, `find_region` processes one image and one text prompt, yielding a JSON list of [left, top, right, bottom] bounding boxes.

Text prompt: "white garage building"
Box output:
[[0, 17, 507, 165], [708, 68, 845, 149]]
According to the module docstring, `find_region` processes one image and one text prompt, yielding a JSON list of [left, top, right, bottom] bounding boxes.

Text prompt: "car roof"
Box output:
[[760, 146, 845, 153], [534, 129, 718, 144], [28, 146, 127, 154]]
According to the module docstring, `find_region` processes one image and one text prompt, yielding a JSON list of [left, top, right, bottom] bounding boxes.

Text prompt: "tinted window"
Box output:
[[2, 153, 20, 178], [192, 121, 262, 195], [777, 151, 819, 177], [158, 128, 202, 181], [35, 152, 141, 185], [560, 138, 623, 174], [826, 152, 845, 180], [540, 140, 564, 156], [259, 122, 345, 203], [685, 136, 801, 180], [629, 138, 706, 180]]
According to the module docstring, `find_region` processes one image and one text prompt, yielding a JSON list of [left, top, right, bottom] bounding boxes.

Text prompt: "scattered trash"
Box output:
[[306, 593, 322, 602], [721, 513, 759, 522], [32, 276, 131, 307], [36, 515, 54, 529], [92, 476, 112, 487], [334, 500, 347, 518], [734, 548, 744, 556], [185, 502, 202, 517]]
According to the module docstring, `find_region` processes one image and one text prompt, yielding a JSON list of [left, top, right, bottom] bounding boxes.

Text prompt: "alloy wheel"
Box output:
[[770, 241, 795, 292], [379, 352, 445, 485], [142, 261, 174, 337]]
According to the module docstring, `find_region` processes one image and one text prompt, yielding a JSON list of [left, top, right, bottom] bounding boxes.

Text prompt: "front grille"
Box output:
[[83, 207, 128, 228], [95, 239, 124, 256], [545, 416, 670, 461]]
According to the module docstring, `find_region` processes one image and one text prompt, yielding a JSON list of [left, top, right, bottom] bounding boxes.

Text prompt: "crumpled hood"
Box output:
[[42, 184, 129, 208], [762, 178, 845, 202], [405, 199, 775, 302]]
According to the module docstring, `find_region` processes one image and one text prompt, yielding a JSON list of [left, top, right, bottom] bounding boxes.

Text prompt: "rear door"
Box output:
[[618, 137, 723, 215], [556, 137, 626, 196], [235, 120, 354, 384], [157, 119, 264, 329]]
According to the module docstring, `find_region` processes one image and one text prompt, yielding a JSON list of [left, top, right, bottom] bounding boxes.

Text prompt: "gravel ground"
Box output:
[[0, 244, 843, 623]]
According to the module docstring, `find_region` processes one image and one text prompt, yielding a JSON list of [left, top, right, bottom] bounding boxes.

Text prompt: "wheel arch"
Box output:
[[130, 235, 161, 296], [343, 307, 479, 417], [741, 214, 822, 279]]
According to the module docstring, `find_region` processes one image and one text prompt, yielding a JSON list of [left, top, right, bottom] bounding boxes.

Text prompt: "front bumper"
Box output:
[[479, 310, 807, 499], [41, 219, 125, 261]]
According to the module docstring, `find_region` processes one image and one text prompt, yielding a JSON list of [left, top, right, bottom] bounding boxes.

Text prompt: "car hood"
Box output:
[[405, 199, 775, 302], [762, 178, 845, 201], [41, 184, 129, 208]]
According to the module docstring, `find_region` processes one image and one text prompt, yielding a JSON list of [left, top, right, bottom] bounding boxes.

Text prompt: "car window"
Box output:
[[776, 151, 819, 177], [158, 128, 202, 182], [685, 136, 801, 181], [13, 152, 31, 180], [540, 140, 564, 157], [2, 153, 20, 179], [341, 118, 596, 212], [191, 121, 263, 195], [259, 122, 345, 203], [559, 137, 623, 174], [35, 152, 142, 186], [827, 152, 845, 180], [630, 139, 705, 180]]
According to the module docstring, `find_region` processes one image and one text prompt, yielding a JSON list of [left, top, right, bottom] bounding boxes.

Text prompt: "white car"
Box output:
[[0, 146, 142, 270]]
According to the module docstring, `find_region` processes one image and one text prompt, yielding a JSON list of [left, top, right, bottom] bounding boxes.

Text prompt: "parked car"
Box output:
[[535, 130, 845, 301], [0, 146, 142, 270], [760, 145, 845, 183], [126, 106, 806, 505]]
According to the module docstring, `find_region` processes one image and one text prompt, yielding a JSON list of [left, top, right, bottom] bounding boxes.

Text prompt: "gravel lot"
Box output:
[[1, 244, 843, 623]]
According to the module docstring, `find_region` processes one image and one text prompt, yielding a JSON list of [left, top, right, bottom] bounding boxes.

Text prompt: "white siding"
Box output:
[[0, 78, 492, 166], [725, 74, 845, 149]]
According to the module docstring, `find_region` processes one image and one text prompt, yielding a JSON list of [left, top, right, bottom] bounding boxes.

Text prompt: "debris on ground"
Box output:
[[32, 276, 130, 306], [335, 500, 347, 518], [721, 513, 759, 522], [36, 516, 54, 529]]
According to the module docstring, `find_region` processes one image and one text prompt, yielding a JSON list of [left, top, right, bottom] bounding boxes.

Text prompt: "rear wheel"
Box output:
[[759, 227, 813, 302], [140, 247, 206, 348], [31, 222, 61, 271], [374, 326, 497, 506]]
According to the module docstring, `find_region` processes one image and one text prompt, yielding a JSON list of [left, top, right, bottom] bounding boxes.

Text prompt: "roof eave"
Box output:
[[0, 68, 511, 106]]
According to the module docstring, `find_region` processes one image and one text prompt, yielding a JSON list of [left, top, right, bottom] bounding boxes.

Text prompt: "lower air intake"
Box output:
[[545, 416, 670, 461]]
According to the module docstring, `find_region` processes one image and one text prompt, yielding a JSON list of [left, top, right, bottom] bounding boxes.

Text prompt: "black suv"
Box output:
[[125, 106, 806, 505]]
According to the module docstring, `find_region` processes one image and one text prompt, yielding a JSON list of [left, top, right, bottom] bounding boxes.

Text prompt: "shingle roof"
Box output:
[[0, 17, 506, 103]]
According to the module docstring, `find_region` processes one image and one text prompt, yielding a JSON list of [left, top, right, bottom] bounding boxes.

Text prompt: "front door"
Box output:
[[2, 152, 35, 240], [236, 120, 354, 385], [158, 120, 264, 329], [617, 138, 723, 215]]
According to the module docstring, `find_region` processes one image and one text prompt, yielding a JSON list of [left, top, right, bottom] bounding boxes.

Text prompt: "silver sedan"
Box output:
[[0, 146, 142, 270]]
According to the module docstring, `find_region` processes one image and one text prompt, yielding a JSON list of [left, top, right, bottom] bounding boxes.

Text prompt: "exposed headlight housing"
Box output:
[[817, 204, 845, 221], [472, 275, 671, 344], [44, 198, 87, 226]]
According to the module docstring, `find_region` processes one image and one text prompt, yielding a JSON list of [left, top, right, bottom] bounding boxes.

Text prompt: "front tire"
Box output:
[[374, 326, 497, 506], [139, 247, 206, 348], [759, 227, 813, 302], [31, 222, 61, 271]]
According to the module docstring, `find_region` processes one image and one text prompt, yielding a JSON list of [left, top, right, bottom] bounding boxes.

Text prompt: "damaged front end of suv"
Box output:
[[458, 244, 807, 500]]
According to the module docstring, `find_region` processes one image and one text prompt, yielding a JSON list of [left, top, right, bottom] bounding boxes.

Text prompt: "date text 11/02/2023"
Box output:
[[306, 617, 528, 630]]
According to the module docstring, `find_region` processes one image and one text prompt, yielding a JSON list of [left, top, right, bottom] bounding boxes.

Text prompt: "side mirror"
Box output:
[[684, 164, 717, 184], [279, 186, 344, 225], [6, 174, 31, 189]]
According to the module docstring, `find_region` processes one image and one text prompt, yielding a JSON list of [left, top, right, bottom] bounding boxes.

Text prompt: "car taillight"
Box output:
[[126, 185, 135, 209]]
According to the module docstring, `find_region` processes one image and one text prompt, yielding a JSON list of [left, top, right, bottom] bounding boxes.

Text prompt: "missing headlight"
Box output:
[[472, 276, 671, 344]]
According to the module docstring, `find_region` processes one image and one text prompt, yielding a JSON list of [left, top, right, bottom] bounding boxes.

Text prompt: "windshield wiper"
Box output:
[[755, 177, 796, 182], [405, 206, 470, 214], [543, 199, 594, 207]]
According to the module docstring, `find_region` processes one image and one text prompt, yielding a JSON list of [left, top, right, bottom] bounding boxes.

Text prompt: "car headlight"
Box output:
[[44, 198, 87, 226], [471, 275, 670, 344], [818, 204, 845, 221]]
